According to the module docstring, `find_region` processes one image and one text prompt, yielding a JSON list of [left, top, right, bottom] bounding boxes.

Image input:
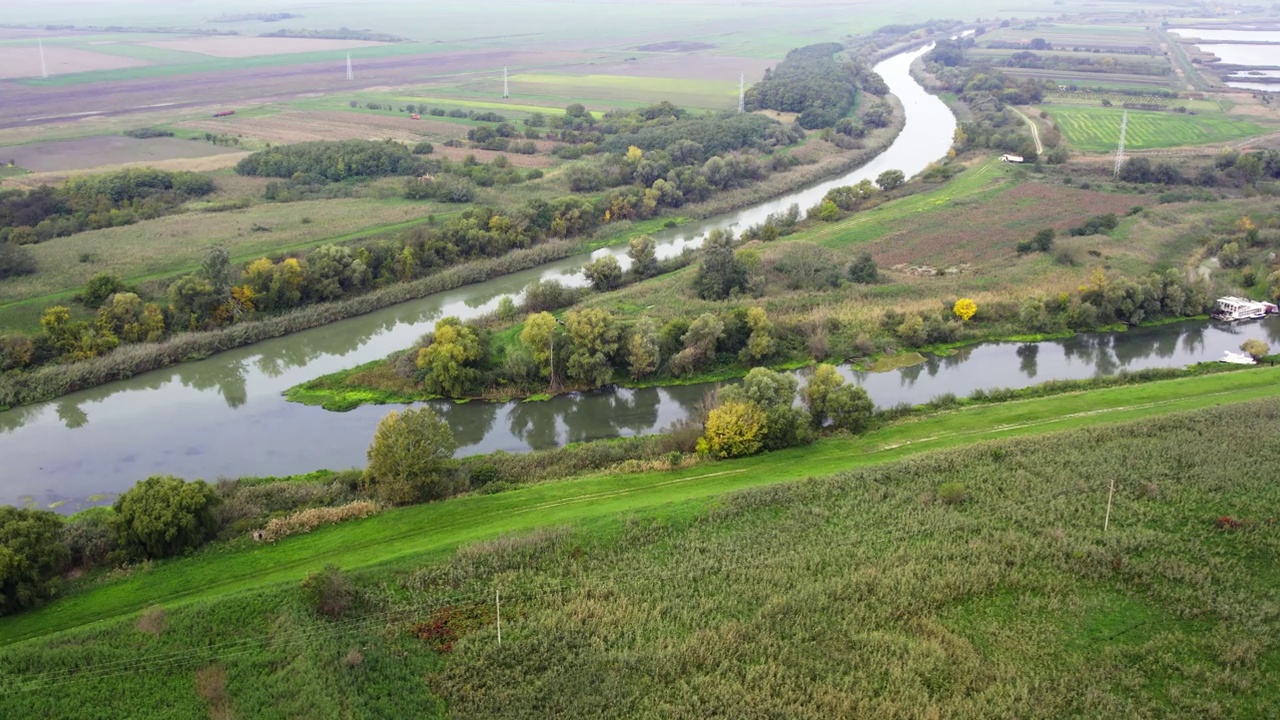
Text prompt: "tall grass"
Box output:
[[2, 399, 1278, 717]]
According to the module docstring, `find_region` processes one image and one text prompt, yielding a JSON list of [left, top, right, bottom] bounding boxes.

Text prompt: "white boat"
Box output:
[[1221, 350, 1257, 365], [1211, 296, 1278, 322]]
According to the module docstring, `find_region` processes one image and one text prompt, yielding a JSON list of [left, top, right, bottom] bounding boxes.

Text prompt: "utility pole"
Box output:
[[738, 73, 745, 113], [495, 588, 502, 647], [346, 53, 354, 81], [503, 66, 510, 98], [1103, 478, 1116, 532], [1113, 110, 1128, 177], [38, 39, 48, 79]]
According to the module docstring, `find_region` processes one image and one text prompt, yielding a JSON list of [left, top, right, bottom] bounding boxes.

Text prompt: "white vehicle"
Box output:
[[1211, 296, 1277, 322], [1221, 350, 1257, 365]]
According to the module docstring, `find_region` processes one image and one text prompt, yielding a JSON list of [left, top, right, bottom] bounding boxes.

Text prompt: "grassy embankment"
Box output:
[[8, 365, 1280, 646], [2, 372, 1279, 717]]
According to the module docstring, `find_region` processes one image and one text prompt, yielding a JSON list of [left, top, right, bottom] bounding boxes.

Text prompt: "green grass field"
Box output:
[[2, 376, 1279, 717], [1046, 106, 1266, 152], [4, 365, 1279, 646], [0, 198, 445, 333]]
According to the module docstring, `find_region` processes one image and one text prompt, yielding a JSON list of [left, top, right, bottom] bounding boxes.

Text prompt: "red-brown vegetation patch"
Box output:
[[2, 135, 240, 173], [0, 46, 149, 79], [433, 144, 553, 168], [143, 37, 388, 58], [178, 110, 474, 146], [871, 183, 1150, 267], [634, 41, 717, 53]]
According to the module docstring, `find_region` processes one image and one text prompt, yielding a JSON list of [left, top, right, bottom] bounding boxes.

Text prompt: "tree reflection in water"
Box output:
[[1016, 344, 1039, 379]]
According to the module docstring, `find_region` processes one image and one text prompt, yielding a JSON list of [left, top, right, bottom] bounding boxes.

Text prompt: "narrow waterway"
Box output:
[[12, 42, 1256, 511]]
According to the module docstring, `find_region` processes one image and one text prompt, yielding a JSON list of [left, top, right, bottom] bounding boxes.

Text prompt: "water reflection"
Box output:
[[1016, 344, 1038, 379]]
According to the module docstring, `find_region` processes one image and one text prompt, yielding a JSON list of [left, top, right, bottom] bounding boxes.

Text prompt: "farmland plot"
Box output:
[[141, 37, 391, 59], [0, 135, 240, 172], [0, 46, 149, 79], [1046, 106, 1265, 152], [177, 110, 465, 145]]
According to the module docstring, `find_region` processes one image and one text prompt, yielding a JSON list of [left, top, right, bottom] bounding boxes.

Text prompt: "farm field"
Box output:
[[0, 135, 241, 172], [0, 45, 149, 79], [1, 380, 1278, 717], [1001, 67, 1174, 91], [978, 23, 1158, 49], [0, 198, 444, 329], [505, 72, 739, 110], [176, 109, 467, 146], [141, 37, 392, 58], [1044, 106, 1267, 152]]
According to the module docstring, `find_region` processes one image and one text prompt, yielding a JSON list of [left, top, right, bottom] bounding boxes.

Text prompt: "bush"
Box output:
[[260, 501, 380, 542], [699, 401, 767, 458], [848, 253, 878, 284], [0, 241, 36, 279], [937, 482, 968, 505], [413, 141, 435, 155], [136, 605, 167, 636], [0, 507, 69, 616], [62, 510, 117, 568], [113, 476, 221, 559], [363, 408, 458, 505], [300, 564, 357, 620]]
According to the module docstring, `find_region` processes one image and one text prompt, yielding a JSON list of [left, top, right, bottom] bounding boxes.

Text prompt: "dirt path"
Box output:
[[1011, 107, 1043, 154]]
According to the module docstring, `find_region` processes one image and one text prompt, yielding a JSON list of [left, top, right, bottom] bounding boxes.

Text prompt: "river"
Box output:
[[2, 44, 1264, 511]]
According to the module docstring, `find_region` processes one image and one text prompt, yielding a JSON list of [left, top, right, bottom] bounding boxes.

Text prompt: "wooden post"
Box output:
[[1104, 478, 1116, 532], [495, 588, 502, 647]]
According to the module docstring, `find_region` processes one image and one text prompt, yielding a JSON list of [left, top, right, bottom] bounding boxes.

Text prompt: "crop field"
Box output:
[[0, 45, 150, 79], [0, 135, 240, 172], [141, 37, 392, 59], [1002, 67, 1174, 91], [1, 381, 1279, 717], [978, 23, 1158, 51], [1046, 106, 1267, 152], [505, 72, 738, 109]]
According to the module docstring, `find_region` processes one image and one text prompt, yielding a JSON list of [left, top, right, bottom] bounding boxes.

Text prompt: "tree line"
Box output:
[[234, 139, 427, 181], [0, 167, 215, 247], [746, 43, 865, 129]]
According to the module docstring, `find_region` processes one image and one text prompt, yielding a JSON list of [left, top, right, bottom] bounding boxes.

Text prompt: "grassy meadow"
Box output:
[[1045, 106, 1266, 153], [2, 385, 1278, 717]]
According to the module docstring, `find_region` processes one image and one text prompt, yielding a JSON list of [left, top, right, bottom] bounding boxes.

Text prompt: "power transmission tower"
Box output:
[[738, 73, 745, 113], [1113, 110, 1129, 177], [346, 53, 354, 81], [38, 39, 48, 79], [503, 66, 510, 98]]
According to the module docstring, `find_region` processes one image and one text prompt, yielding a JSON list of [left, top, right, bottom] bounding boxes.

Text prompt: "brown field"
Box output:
[[0, 135, 241, 172], [0, 46, 149, 80], [2, 153, 252, 190], [562, 53, 772, 81], [633, 41, 717, 52], [177, 110, 467, 145], [142, 37, 389, 58]]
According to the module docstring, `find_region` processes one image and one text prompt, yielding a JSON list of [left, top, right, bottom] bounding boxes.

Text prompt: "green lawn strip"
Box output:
[[808, 157, 1011, 247], [6, 366, 1278, 646], [1047, 106, 1265, 153]]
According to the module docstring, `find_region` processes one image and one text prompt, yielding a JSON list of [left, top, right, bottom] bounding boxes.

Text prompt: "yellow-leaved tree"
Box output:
[[699, 401, 767, 459], [953, 298, 978, 322]]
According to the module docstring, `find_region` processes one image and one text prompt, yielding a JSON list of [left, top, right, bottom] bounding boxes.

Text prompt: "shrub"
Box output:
[[848, 253, 878, 284], [584, 254, 623, 292], [363, 408, 458, 505], [1240, 338, 1269, 361], [345, 648, 364, 668], [0, 507, 69, 616], [0, 242, 36, 279], [700, 401, 767, 458], [136, 605, 167, 636], [62, 510, 117, 568], [413, 141, 435, 155], [260, 502, 380, 542], [827, 384, 874, 434], [937, 482, 968, 505], [113, 476, 221, 559], [300, 564, 357, 620]]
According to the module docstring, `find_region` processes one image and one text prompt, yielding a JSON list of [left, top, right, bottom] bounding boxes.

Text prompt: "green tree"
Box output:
[[1032, 228, 1055, 252], [416, 317, 483, 397], [565, 308, 619, 387], [801, 363, 844, 427], [719, 367, 810, 451], [848, 253, 878, 284], [0, 241, 36, 280], [113, 476, 221, 559], [626, 318, 661, 379], [896, 314, 925, 346], [0, 507, 69, 616], [876, 169, 906, 191], [693, 228, 747, 300], [627, 235, 658, 278], [827, 384, 875, 433], [520, 312, 562, 381], [364, 408, 458, 505], [816, 199, 840, 222], [742, 306, 776, 364], [584, 254, 623, 292], [78, 273, 133, 309], [700, 401, 767, 458]]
